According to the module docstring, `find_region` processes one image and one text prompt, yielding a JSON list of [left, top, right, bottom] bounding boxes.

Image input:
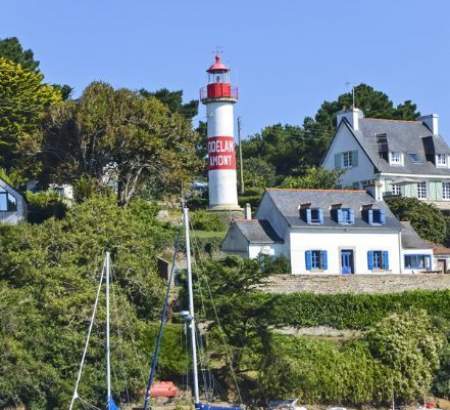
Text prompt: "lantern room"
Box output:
[[200, 55, 238, 102]]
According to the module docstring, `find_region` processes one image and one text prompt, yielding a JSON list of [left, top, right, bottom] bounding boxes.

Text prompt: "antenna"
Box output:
[[345, 81, 356, 109], [212, 46, 224, 57]]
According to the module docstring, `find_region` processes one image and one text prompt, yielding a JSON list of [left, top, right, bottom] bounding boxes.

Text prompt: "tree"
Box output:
[[0, 196, 174, 408], [42, 82, 201, 205], [0, 57, 61, 180], [366, 310, 444, 403], [0, 37, 40, 72], [280, 167, 343, 189], [139, 88, 198, 119], [240, 157, 276, 192], [385, 196, 446, 244]]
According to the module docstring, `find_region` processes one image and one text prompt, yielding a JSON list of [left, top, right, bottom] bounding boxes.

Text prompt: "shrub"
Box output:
[[190, 210, 226, 232], [258, 254, 291, 274], [25, 190, 67, 223]]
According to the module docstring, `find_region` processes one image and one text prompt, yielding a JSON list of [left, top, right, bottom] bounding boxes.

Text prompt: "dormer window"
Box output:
[[308, 208, 323, 224], [331, 204, 354, 225], [389, 152, 403, 166], [300, 203, 324, 224], [362, 205, 385, 225], [436, 154, 447, 167]]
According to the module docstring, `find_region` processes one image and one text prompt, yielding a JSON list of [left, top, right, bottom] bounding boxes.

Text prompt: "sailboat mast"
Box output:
[[106, 251, 112, 404], [183, 207, 200, 404]]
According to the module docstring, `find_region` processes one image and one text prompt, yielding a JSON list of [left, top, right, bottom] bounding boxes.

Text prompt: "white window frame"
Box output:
[[417, 182, 427, 199], [391, 183, 401, 196], [443, 182, 450, 200], [390, 152, 402, 166], [343, 151, 353, 168], [436, 154, 448, 168]]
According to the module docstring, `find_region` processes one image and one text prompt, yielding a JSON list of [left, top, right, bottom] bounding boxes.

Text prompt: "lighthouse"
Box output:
[[200, 55, 240, 210]]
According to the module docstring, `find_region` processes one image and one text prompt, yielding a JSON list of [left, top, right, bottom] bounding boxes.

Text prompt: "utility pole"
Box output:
[[237, 116, 244, 194]]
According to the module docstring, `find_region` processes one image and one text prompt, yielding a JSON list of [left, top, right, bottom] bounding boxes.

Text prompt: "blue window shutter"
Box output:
[[382, 251, 389, 270], [352, 150, 359, 167], [306, 208, 312, 224], [349, 208, 355, 224], [368, 251, 374, 270], [305, 251, 312, 270], [320, 251, 328, 270], [368, 209, 374, 225], [335, 153, 341, 169], [337, 209, 343, 224], [379, 209, 386, 224], [318, 209, 324, 224], [425, 255, 431, 270]]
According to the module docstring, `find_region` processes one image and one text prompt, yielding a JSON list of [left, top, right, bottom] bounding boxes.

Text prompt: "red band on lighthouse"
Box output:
[[208, 136, 236, 170]]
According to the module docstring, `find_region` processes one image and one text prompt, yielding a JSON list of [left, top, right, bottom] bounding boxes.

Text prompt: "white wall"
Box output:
[[401, 248, 434, 273], [322, 124, 375, 188], [289, 230, 401, 275]]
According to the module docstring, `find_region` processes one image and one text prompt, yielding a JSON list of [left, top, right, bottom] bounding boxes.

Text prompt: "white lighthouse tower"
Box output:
[[200, 55, 240, 210]]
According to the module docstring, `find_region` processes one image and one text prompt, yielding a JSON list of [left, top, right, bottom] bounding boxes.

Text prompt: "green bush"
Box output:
[[25, 190, 67, 223], [253, 290, 450, 330], [190, 210, 226, 232], [258, 254, 291, 274], [259, 310, 444, 405]]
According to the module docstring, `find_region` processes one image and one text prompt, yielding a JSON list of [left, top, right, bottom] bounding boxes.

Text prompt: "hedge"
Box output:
[[254, 290, 450, 329]]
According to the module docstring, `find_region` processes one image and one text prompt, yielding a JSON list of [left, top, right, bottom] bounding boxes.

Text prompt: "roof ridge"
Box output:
[[363, 117, 421, 123], [266, 188, 367, 193]]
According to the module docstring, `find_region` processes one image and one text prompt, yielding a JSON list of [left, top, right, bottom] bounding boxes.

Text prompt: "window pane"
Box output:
[[0, 193, 7, 211]]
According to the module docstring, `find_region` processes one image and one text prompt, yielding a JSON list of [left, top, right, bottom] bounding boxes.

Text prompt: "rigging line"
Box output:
[[109, 257, 132, 403], [188, 220, 243, 405], [193, 267, 214, 402], [69, 256, 107, 410], [143, 229, 181, 410]]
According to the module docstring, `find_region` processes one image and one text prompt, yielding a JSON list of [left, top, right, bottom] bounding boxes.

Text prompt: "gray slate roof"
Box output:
[[400, 221, 433, 249], [264, 188, 402, 231], [234, 219, 284, 244], [348, 118, 450, 176]]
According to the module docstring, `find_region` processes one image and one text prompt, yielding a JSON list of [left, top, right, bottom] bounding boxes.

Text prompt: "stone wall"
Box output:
[[263, 274, 450, 294]]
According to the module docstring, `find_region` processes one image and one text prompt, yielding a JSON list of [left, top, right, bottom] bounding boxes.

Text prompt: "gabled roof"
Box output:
[[262, 188, 402, 231], [233, 219, 284, 244], [350, 118, 450, 176], [400, 221, 433, 249]]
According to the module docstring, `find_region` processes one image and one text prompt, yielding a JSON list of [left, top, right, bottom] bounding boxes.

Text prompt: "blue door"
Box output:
[[341, 250, 354, 274]]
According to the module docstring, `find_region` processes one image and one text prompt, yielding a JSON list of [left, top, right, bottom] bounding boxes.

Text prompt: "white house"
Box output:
[[222, 188, 434, 274], [322, 108, 450, 210], [0, 177, 27, 224]]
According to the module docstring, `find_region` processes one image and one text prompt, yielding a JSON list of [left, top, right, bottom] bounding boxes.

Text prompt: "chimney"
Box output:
[[419, 113, 439, 136], [245, 203, 252, 220], [336, 107, 364, 131]]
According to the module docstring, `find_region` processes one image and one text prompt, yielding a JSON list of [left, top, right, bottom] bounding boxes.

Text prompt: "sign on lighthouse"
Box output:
[[200, 55, 240, 210]]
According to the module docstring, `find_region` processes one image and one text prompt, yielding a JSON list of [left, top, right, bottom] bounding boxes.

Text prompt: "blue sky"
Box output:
[[2, 0, 450, 139]]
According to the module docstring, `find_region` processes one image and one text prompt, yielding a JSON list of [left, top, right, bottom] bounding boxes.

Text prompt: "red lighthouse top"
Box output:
[[201, 54, 238, 103], [207, 55, 230, 73]]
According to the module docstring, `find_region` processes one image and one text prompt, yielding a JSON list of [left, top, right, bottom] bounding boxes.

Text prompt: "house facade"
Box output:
[[222, 189, 434, 274], [0, 177, 27, 224], [322, 109, 450, 210]]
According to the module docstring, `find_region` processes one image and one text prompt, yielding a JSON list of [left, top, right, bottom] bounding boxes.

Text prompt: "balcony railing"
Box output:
[[200, 84, 238, 102]]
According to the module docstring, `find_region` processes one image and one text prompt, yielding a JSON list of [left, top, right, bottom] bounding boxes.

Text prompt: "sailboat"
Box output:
[[69, 251, 120, 410], [142, 206, 241, 410]]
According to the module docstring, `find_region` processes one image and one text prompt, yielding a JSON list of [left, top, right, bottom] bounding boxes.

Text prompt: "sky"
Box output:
[[2, 0, 450, 140]]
